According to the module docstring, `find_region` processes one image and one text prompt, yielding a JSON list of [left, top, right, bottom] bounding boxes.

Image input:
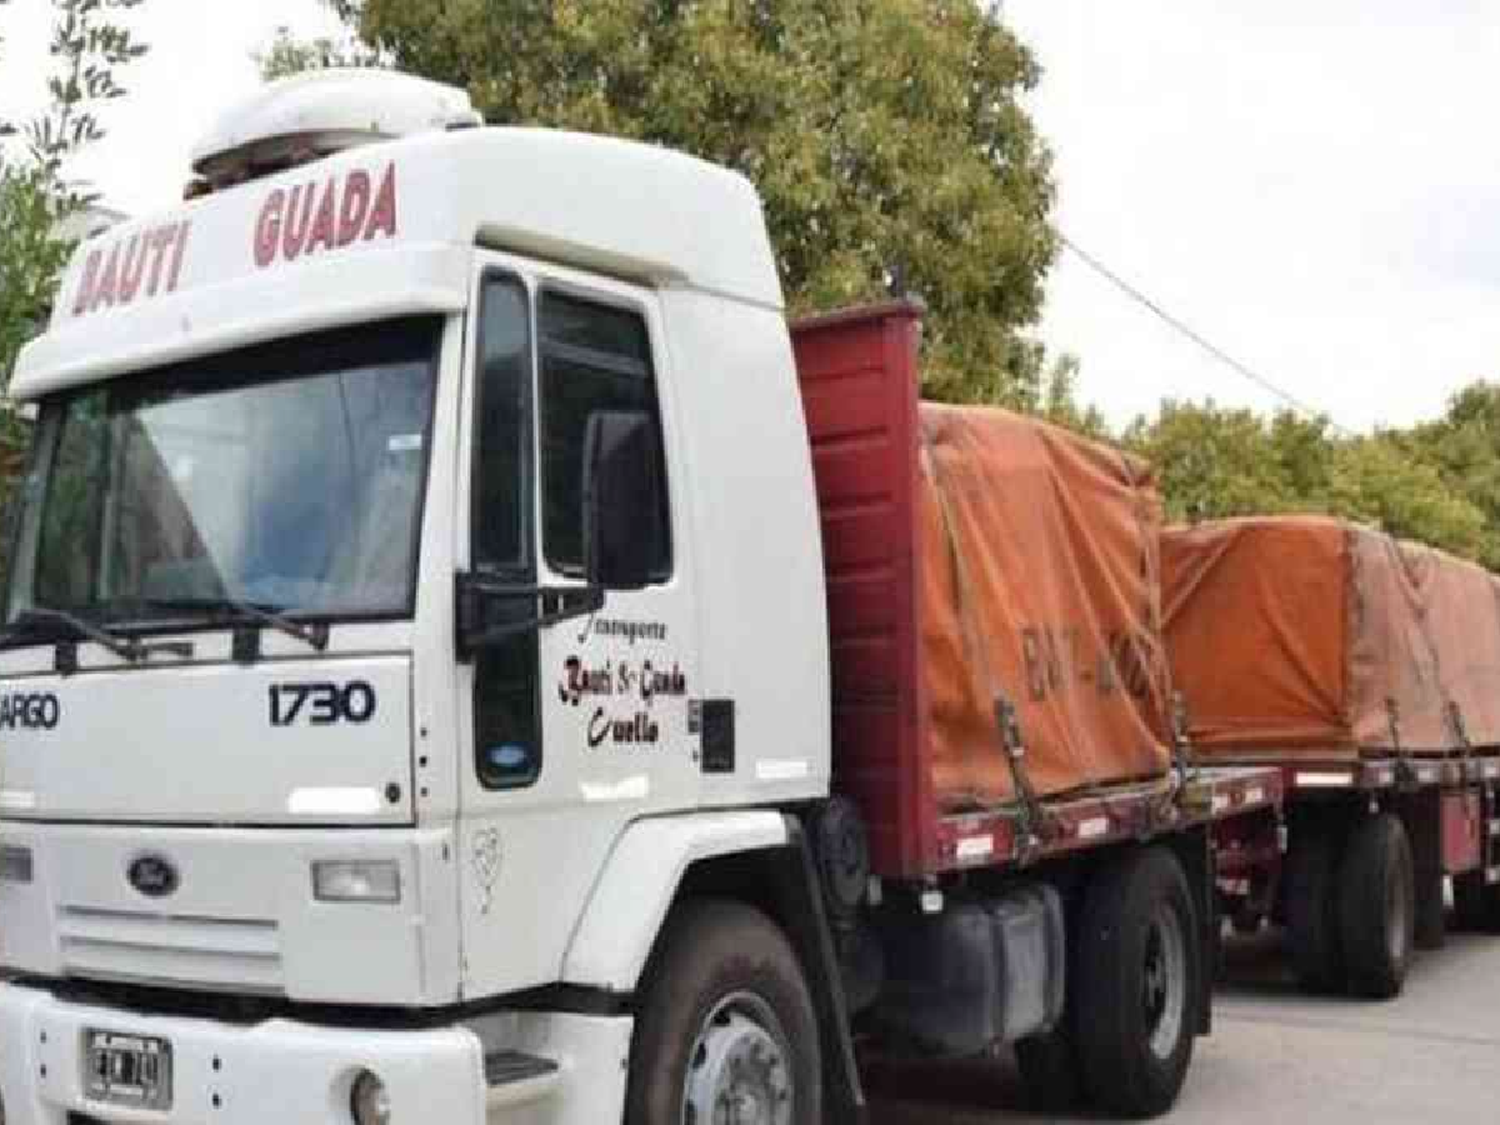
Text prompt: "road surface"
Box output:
[[868, 925, 1500, 1124]]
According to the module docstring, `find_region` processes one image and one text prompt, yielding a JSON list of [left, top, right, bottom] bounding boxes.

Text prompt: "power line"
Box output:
[[1058, 231, 1357, 439]]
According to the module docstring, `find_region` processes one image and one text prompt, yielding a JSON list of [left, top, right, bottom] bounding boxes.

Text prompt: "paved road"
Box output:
[[867, 925, 1500, 1124]]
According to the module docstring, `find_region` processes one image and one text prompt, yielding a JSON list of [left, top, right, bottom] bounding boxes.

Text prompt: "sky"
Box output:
[[0, 0, 342, 211], [2, 1, 1498, 432], [1005, 1, 1500, 431]]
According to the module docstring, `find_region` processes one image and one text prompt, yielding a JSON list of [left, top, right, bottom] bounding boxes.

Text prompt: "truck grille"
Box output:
[[58, 907, 282, 993]]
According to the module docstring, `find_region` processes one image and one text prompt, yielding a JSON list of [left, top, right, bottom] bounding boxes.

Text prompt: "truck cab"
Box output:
[[0, 71, 835, 1125], [0, 67, 1289, 1125]]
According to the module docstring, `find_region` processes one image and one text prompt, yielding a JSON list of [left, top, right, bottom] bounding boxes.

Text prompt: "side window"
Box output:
[[539, 291, 671, 580], [472, 276, 532, 574], [472, 274, 541, 789], [33, 397, 106, 611]]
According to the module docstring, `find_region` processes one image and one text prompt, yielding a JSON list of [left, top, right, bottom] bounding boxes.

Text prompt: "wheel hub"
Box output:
[[1142, 904, 1187, 1060], [684, 997, 793, 1125]]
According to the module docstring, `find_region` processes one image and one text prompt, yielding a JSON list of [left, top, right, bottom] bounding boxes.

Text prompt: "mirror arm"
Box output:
[[456, 574, 605, 657]]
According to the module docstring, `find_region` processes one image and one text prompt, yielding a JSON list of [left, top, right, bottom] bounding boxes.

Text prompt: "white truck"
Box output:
[[0, 70, 1284, 1125]]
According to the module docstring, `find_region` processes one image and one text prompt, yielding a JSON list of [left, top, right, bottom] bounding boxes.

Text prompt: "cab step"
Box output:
[[486, 1050, 559, 1085], [484, 1050, 562, 1109]]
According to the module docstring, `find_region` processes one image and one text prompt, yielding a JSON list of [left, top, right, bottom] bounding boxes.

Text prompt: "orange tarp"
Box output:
[[1396, 540, 1500, 748], [917, 404, 1172, 810], [1162, 517, 1500, 759]]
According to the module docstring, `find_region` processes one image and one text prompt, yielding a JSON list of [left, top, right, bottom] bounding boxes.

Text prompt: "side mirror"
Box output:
[[583, 410, 663, 591]]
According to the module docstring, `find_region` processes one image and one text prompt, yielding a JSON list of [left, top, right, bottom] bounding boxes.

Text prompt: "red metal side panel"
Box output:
[[790, 302, 935, 877]]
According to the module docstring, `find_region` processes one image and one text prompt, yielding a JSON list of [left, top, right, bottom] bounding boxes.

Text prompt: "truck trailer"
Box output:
[[1165, 516, 1500, 999], [0, 70, 1281, 1125]]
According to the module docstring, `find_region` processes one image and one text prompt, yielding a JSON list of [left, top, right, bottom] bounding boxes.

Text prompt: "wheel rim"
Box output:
[[1143, 902, 1187, 1060], [682, 991, 794, 1125]]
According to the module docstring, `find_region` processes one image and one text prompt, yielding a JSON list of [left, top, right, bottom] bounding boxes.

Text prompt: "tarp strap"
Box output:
[[1169, 689, 1197, 775], [1447, 700, 1473, 766], [918, 430, 1048, 852], [1386, 697, 1418, 792]]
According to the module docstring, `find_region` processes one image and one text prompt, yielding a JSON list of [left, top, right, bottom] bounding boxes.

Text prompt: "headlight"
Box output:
[[350, 1069, 390, 1125], [312, 860, 400, 904], [0, 845, 32, 884]]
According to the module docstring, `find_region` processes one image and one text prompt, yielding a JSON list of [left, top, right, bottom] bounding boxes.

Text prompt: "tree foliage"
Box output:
[[262, 0, 1057, 408], [1, 0, 148, 383], [1124, 390, 1500, 569], [1325, 432, 1491, 563], [0, 0, 147, 531], [257, 12, 377, 81], [1403, 384, 1500, 568], [25, 0, 149, 202], [1124, 402, 1333, 522], [0, 166, 73, 393]]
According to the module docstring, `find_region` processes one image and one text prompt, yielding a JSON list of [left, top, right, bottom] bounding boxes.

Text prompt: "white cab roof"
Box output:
[[13, 125, 782, 400]]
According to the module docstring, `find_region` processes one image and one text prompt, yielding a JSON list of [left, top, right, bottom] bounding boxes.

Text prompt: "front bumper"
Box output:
[[0, 983, 632, 1125]]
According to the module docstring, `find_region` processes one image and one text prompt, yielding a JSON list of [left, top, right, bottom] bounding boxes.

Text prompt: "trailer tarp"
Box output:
[[1162, 517, 1500, 759], [917, 404, 1172, 808], [1396, 540, 1500, 749]]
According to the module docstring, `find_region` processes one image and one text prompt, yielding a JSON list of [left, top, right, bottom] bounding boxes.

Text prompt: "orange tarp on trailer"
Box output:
[[917, 404, 1172, 809], [1162, 517, 1500, 759], [1396, 540, 1500, 749]]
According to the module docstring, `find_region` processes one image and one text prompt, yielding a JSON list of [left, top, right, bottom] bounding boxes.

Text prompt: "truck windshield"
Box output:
[[5, 316, 441, 630]]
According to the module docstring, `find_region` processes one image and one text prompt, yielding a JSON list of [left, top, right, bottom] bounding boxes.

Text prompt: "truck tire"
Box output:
[[626, 898, 822, 1125], [1285, 826, 1345, 993], [1337, 813, 1415, 1000], [1015, 1027, 1083, 1112], [1453, 872, 1500, 933], [1071, 847, 1201, 1119]]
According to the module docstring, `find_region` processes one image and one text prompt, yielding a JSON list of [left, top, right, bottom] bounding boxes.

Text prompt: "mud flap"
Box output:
[[1172, 826, 1215, 1036], [770, 817, 867, 1125]]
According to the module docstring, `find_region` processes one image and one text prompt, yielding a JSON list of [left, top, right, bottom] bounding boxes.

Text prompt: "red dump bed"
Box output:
[[791, 303, 1188, 877]]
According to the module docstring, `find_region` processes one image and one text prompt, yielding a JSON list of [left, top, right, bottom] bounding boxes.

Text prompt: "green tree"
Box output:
[[1404, 382, 1500, 568], [257, 1, 377, 80], [1122, 400, 1329, 522], [1038, 352, 1107, 439], [1125, 395, 1499, 568], [0, 0, 147, 547], [1, 0, 148, 383], [261, 0, 1057, 408], [0, 167, 73, 395], [1325, 433, 1493, 563]]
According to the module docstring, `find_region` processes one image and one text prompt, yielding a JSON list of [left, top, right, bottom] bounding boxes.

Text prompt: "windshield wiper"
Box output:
[[145, 597, 330, 652], [5, 607, 193, 664]]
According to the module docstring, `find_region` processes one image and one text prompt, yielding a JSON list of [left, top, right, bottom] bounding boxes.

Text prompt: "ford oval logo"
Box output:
[[127, 854, 179, 898]]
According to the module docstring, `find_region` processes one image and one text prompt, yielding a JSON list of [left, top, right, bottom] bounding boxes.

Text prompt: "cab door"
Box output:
[[455, 255, 702, 997]]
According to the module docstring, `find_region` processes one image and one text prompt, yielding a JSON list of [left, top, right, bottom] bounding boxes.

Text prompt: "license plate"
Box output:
[[82, 1029, 172, 1111]]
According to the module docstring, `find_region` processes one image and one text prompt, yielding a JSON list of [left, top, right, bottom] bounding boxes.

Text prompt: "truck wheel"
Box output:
[[626, 898, 822, 1125], [1453, 872, 1500, 933], [1015, 1027, 1083, 1112], [1337, 813, 1415, 1000], [1284, 826, 1345, 993], [1072, 847, 1200, 1119]]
